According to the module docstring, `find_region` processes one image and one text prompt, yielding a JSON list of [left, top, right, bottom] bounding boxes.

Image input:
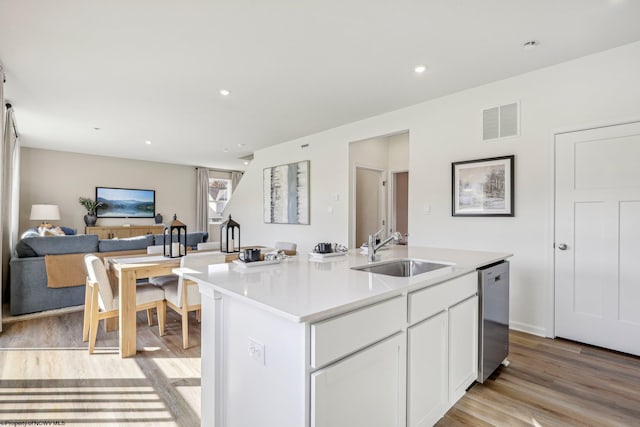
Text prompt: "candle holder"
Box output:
[[220, 214, 240, 253], [163, 214, 187, 258]]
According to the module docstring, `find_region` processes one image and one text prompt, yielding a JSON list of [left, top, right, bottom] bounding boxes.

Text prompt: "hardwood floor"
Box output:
[[1, 313, 639, 426], [0, 309, 201, 426], [437, 330, 640, 427]]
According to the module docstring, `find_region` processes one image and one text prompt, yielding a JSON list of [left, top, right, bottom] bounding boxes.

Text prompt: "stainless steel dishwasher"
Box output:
[[477, 260, 510, 383]]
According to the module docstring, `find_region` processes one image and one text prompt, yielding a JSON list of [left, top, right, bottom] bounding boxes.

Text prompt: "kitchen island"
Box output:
[[187, 246, 511, 427]]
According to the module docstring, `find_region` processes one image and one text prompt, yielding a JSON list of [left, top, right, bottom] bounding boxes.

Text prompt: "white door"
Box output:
[[311, 333, 406, 427], [555, 121, 640, 356], [355, 167, 385, 247]]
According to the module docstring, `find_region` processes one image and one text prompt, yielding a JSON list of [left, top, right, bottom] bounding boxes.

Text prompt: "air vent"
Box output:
[[482, 102, 519, 141]]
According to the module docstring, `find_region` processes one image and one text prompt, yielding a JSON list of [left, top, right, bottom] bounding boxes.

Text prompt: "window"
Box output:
[[209, 178, 232, 223]]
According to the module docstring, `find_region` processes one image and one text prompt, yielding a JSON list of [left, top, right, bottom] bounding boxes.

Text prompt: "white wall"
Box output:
[[19, 148, 197, 233], [225, 41, 640, 337]]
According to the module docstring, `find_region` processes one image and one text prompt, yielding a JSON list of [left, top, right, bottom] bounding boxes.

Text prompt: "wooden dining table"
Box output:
[[105, 248, 265, 358]]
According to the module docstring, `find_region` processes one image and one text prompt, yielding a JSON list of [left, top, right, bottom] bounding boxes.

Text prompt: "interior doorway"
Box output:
[[349, 131, 409, 248]]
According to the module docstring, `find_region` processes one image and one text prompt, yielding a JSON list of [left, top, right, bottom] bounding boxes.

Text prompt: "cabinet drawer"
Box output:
[[408, 273, 477, 325], [311, 296, 405, 369]]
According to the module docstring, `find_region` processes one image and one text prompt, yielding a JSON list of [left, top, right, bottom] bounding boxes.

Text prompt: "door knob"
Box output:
[[557, 243, 568, 250]]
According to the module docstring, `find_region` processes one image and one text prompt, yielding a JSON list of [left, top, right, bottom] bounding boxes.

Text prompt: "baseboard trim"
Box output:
[[509, 321, 546, 337]]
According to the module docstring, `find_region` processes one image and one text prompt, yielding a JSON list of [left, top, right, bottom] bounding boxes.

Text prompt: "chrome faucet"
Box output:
[[368, 231, 403, 262]]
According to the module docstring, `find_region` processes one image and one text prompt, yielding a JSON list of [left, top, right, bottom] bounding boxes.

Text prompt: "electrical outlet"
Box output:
[[248, 338, 265, 365]]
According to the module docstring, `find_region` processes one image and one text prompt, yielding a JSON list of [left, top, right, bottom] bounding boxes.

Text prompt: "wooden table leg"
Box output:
[[119, 270, 138, 358]]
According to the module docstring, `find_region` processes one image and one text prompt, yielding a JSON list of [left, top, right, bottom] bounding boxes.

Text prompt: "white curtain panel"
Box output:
[[2, 102, 20, 302], [231, 171, 243, 193], [195, 167, 209, 232], [0, 65, 4, 330]]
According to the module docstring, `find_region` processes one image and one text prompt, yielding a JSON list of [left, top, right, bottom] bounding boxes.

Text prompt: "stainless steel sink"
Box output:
[[351, 258, 451, 277]]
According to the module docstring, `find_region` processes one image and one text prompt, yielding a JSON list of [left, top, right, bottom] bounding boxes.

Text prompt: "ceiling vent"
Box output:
[[482, 102, 519, 141]]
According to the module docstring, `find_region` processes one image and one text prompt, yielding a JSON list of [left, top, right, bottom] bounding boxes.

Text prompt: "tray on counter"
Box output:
[[308, 251, 348, 259], [232, 259, 282, 268]]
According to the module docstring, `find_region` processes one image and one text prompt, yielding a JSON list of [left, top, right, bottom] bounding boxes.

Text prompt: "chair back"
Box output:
[[84, 254, 116, 311], [147, 245, 164, 254], [275, 241, 297, 252], [177, 251, 227, 307], [197, 242, 219, 251]]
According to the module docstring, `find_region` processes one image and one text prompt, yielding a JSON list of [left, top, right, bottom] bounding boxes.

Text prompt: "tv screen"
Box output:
[[96, 187, 155, 218]]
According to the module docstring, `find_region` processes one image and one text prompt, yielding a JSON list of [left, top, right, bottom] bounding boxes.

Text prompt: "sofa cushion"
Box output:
[[17, 234, 99, 257], [153, 232, 208, 249], [98, 234, 155, 252]]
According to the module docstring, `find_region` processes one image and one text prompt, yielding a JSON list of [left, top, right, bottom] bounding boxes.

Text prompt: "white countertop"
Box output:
[[187, 246, 511, 323]]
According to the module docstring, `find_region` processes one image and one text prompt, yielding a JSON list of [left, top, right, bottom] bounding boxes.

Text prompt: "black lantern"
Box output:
[[163, 214, 187, 258], [220, 214, 240, 253]]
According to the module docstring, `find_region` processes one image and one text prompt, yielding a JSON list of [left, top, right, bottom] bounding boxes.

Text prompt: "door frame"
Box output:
[[550, 116, 640, 338], [351, 163, 387, 249]]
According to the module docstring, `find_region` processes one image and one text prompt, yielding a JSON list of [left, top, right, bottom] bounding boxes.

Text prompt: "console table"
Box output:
[[85, 225, 164, 239]]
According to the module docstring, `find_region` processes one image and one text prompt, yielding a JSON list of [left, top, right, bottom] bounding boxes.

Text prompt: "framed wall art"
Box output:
[[263, 160, 310, 224], [452, 155, 514, 217]]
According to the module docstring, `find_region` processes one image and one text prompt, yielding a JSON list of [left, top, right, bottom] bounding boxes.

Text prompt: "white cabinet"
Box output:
[[448, 295, 478, 403], [311, 296, 405, 368], [406, 272, 478, 426], [407, 311, 448, 427], [311, 333, 406, 427]]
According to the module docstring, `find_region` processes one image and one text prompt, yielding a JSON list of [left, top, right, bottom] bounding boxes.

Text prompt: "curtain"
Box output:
[[1, 102, 20, 305], [0, 67, 4, 330], [231, 171, 243, 194], [195, 167, 209, 232]]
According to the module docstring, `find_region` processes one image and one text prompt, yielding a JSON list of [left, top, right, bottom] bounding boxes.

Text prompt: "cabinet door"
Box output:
[[448, 295, 478, 403], [407, 311, 448, 427], [311, 333, 406, 427], [85, 227, 109, 239]]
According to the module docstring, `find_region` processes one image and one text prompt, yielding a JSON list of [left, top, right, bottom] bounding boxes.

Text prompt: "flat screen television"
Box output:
[[95, 187, 155, 218]]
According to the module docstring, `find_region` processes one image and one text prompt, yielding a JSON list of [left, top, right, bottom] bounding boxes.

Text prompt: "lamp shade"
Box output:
[[30, 204, 61, 221]]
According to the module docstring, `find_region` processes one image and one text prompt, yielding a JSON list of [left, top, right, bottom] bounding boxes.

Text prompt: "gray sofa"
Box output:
[[9, 232, 208, 315]]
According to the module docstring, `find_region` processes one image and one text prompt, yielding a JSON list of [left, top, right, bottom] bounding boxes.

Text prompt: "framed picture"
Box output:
[[263, 160, 310, 224], [452, 155, 514, 217]]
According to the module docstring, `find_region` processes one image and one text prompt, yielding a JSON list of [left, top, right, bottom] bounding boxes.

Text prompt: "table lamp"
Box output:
[[30, 204, 61, 229]]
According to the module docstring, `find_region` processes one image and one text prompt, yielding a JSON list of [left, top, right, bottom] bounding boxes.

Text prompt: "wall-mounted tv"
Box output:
[[96, 187, 155, 218]]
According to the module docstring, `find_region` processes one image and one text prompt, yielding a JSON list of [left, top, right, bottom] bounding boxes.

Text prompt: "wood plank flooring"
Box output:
[[1, 312, 639, 426], [0, 309, 201, 426], [437, 330, 640, 427]]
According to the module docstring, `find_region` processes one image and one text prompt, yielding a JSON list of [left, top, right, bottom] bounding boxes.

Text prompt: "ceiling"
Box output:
[[2, 0, 640, 170]]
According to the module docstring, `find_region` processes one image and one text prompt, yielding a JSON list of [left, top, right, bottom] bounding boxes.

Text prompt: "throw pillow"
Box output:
[[40, 226, 66, 236]]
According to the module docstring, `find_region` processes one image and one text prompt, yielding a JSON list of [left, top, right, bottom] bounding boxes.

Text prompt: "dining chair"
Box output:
[[82, 254, 166, 354], [146, 245, 180, 288], [154, 251, 227, 349], [147, 244, 164, 254], [197, 241, 220, 251]]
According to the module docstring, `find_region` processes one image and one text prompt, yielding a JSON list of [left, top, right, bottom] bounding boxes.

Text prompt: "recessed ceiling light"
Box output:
[[523, 40, 540, 50], [414, 65, 427, 74], [243, 161, 249, 165], [145, 140, 152, 145], [220, 89, 230, 96]]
